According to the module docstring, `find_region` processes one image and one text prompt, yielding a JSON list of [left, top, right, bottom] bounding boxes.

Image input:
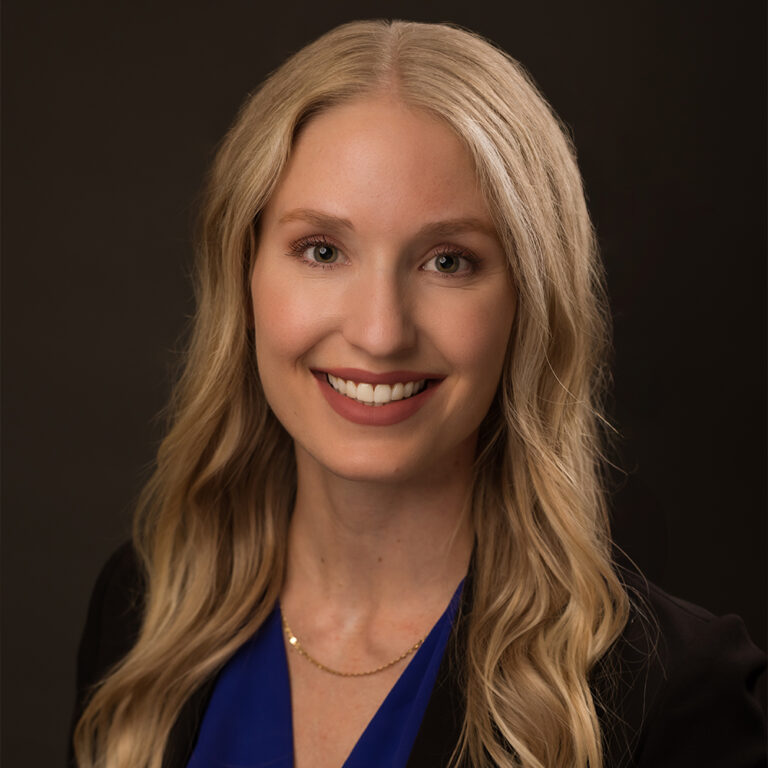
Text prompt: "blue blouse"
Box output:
[[186, 579, 465, 768]]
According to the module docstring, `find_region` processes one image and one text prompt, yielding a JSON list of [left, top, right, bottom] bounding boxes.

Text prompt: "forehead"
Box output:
[[261, 95, 492, 233]]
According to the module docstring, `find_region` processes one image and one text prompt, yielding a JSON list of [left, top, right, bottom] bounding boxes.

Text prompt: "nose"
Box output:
[[341, 267, 416, 358]]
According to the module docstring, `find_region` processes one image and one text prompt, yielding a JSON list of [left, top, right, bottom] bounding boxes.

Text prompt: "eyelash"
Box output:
[[287, 236, 342, 270], [427, 248, 479, 277], [287, 236, 480, 277]]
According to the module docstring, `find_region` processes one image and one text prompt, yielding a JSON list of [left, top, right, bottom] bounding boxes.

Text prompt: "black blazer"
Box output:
[[71, 543, 767, 767]]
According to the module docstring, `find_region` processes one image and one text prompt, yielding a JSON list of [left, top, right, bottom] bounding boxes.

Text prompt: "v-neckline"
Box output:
[[184, 579, 464, 768], [278, 579, 465, 767]]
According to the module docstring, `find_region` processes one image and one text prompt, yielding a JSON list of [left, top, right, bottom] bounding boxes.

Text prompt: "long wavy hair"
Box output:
[[74, 19, 629, 768]]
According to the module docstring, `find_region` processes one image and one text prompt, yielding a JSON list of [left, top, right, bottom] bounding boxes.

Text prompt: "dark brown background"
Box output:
[[3, 1, 765, 765]]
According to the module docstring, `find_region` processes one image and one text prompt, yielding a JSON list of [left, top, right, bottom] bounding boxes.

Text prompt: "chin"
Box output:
[[317, 451, 429, 485], [297, 430, 478, 488]]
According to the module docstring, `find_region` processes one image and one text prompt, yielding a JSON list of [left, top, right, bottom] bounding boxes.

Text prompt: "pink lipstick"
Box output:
[[313, 369, 442, 426]]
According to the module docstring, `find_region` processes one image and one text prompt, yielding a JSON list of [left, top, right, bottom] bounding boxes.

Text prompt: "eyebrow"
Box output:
[[277, 208, 498, 240]]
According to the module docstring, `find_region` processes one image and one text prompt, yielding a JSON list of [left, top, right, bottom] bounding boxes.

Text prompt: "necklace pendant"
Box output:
[[280, 606, 424, 677]]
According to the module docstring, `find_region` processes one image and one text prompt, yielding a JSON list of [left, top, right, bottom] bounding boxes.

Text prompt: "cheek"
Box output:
[[438, 288, 515, 382], [250, 267, 326, 365]]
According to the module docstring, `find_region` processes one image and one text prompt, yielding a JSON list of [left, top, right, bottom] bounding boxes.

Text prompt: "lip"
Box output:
[[313, 370, 442, 426], [317, 367, 443, 386]]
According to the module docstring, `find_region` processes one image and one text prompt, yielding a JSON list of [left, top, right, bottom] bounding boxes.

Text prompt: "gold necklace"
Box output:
[[280, 607, 425, 677]]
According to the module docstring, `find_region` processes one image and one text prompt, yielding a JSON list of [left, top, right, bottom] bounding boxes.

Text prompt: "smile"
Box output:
[[314, 368, 442, 427], [326, 374, 427, 406]]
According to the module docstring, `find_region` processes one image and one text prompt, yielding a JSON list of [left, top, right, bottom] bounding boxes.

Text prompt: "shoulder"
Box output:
[[598, 566, 767, 767], [74, 542, 145, 705]]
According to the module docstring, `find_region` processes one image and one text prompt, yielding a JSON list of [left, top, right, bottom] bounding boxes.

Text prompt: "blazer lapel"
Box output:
[[406, 570, 473, 768]]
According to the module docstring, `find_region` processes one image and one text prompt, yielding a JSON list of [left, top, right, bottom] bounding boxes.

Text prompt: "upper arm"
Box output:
[[634, 603, 767, 767], [69, 543, 145, 762]]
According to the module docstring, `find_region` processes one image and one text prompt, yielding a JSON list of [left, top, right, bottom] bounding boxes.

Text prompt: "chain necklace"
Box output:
[[280, 607, 425, 677]]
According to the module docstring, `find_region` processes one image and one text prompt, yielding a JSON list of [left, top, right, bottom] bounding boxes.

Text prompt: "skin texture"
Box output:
[[251, 94, 516, 768]]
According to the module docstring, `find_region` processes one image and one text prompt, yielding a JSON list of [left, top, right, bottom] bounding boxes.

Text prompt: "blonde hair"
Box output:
[[74, 20, 629, 768]]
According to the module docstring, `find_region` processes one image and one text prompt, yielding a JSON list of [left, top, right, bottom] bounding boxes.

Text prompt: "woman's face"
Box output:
[[251, 95, 515, 483]]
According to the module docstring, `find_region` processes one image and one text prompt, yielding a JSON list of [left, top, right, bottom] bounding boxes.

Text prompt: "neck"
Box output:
[[283, 443, 475, 618]]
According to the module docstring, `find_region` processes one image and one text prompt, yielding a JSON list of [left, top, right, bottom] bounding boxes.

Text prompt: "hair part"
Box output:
[[74, 19, 628, 768]]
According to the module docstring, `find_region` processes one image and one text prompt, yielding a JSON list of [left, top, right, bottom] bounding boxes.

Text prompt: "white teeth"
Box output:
[[356, 382, 374, 403], [328, 374, 347, 395], [327, 375, 427, 406]]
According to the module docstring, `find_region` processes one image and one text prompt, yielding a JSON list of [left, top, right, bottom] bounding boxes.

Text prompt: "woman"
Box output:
[[71, 19, 766, 768]]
